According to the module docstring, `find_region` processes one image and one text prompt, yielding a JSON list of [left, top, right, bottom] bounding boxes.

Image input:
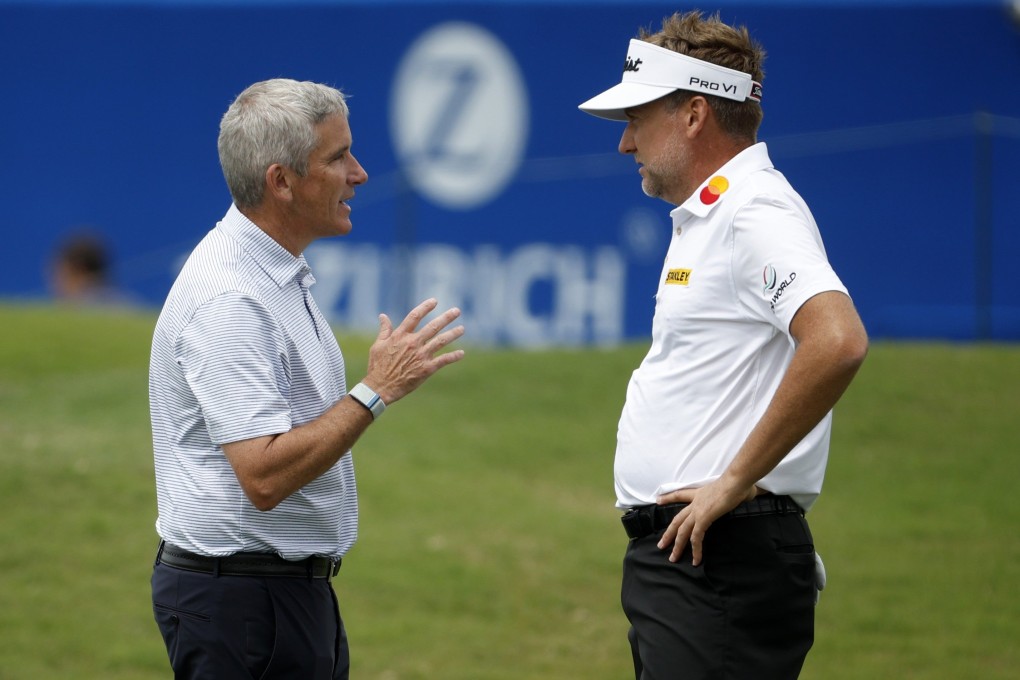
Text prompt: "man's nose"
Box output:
[[350, 154, 368, 185], [618, 124, 636, 155]]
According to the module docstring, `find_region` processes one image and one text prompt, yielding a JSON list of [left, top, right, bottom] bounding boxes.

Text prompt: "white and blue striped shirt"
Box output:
[[149, 204, 357, 560]]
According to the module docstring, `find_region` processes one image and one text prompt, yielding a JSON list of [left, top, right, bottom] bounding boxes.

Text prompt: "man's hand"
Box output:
[[363, 298, 465, 404], [655, 481, 758, 566], [222, 299, 464, 511]]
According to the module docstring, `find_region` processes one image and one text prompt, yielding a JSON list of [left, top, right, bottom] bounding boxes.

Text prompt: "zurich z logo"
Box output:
[[419, 61, 482, 167], [392, 23, 528, 210]]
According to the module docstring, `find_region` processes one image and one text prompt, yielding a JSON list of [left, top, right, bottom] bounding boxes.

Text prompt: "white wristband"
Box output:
[[348, 382, 386, 419]]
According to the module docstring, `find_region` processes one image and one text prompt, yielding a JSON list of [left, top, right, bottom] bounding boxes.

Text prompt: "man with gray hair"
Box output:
[[149, 78, 465, 679]]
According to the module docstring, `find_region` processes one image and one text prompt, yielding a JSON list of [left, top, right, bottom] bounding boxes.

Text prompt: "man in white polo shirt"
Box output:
[[149, 79, 464, 679], [579, 12, 869, 679]]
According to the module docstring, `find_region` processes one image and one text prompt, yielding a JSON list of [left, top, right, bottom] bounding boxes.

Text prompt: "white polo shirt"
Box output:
[[150, 204, 358, 560], [615, 143, 848, 512]]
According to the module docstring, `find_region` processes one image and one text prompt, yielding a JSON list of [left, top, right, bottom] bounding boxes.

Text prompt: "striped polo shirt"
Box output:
[[149, 204, 357, 560]]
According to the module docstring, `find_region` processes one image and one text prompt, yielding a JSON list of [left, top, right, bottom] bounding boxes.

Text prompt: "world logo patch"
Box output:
[[762, 264, 777, 292]]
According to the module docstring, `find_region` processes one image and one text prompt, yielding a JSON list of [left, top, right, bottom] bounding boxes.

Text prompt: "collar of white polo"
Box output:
[[578, 39, 762, 121]]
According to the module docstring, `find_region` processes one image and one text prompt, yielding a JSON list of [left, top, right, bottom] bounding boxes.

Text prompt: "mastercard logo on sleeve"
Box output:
[[699, 175, 729, 205]]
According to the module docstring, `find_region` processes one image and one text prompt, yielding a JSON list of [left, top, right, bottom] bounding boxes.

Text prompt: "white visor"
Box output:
[[579, 39, 762, 121]]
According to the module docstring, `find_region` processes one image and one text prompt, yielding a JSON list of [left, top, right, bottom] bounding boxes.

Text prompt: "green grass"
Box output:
[[0, 302, 1018, 679]]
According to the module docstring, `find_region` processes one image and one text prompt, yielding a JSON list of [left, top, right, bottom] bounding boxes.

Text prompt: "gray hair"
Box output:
[[217, 79, 350, 209]]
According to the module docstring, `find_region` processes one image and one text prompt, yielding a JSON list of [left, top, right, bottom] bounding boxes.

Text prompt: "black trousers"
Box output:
[[152, 562, 349, 679], [622, 511, 817, 680]]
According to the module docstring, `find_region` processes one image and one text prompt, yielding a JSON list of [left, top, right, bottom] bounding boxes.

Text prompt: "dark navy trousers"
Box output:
[[152, 562, 349, 679]]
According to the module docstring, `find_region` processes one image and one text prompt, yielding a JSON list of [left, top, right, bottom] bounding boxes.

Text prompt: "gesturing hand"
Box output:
[[363, 298, 465, 405]]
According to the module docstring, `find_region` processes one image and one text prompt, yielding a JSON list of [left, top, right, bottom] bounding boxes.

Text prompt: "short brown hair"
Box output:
[[640, 11, 766, 141]]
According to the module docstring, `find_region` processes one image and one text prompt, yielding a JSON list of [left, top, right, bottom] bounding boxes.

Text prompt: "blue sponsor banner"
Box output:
[[2, 1, 1018, 342]]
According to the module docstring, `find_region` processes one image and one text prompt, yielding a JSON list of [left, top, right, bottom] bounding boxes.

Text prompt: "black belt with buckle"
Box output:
[[156, 541, 341, 580], [621, 493, 804, 540]]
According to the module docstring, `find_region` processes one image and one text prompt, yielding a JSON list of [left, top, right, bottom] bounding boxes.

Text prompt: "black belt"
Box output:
[[156, 541, 341, 580], [621, 493, 804, 540]]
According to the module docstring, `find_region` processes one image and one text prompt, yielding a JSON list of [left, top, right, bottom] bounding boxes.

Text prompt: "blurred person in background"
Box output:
[[579, 11, 868, 679], [149, 78, 464, 679], [49, 229, 137, 306]]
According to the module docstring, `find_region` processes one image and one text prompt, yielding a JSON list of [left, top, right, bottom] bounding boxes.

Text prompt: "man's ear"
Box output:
[[685, 96, 710, 138], [264, 163, 293, 202]]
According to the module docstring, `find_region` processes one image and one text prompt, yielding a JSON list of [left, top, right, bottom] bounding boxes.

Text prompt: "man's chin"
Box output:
[[330, 219, 354, 236]]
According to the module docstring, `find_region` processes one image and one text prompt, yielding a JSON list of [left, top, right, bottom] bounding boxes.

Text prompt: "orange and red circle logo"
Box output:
[[699, 175, 729, 205]]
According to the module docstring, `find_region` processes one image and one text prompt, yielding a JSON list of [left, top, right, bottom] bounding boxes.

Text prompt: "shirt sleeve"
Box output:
[[175, 292, 292, 445], [731, 193, 848, 334]]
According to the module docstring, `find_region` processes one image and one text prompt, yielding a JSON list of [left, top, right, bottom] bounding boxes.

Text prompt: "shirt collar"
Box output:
[[671, 142, 774, 223], [218, 204, 310, 288]]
